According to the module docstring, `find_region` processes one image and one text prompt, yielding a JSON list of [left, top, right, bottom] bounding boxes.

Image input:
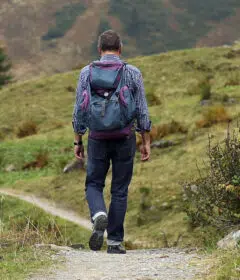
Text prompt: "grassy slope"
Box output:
[[0, 46, 240, 249], [0, 195, 90, 280]]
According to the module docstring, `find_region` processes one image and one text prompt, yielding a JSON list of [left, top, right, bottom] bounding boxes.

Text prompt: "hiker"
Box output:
[[72, 30, 151, 254]]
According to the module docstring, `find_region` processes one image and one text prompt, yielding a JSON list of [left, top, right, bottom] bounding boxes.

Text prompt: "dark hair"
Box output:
[[98, 30, 122, 52]]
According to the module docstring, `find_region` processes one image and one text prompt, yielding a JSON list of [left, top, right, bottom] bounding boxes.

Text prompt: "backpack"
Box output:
[[79, 61, 136, 139]]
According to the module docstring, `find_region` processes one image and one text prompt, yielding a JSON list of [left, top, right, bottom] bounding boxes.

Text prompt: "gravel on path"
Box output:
[[29, 248, 209, 280]]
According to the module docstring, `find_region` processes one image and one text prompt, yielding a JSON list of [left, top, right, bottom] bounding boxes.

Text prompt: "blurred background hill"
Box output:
[[0, 0, 240, 80]]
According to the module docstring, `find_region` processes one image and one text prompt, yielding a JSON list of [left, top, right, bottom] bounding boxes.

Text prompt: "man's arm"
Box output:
[[74, 133, 84, 160], [72, 67, 89, 160], [134, 71, 152, 161], [140, 132, 151, 161]]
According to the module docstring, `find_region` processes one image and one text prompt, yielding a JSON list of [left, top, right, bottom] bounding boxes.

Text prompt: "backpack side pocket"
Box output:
[[119, 85, 136, 124]]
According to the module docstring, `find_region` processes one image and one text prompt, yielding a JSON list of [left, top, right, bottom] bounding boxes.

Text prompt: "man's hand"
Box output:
[[74, 144, 85, 160], [140, 143, 150, 161], [140, 132, 151, 161]]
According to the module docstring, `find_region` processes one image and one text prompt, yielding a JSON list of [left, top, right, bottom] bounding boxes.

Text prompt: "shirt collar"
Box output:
[[100, 54, 122, 62]]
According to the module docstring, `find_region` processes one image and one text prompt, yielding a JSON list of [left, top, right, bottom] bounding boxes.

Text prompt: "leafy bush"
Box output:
[[16, 121, 38, 138], [183, 128, 240, 228], [196, 106, 231, 128]]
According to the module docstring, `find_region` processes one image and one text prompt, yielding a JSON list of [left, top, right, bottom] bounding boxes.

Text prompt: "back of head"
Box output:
[[98, 30, 122, 53]]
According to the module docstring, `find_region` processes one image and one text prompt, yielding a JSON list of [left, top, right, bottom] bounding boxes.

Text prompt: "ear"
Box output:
[[98, 48, 102, 55]]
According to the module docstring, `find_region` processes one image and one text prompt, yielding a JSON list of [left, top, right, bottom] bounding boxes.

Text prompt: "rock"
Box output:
[[34, 244, 73, 252], [4, 164, 16, 172], [63, 159, 85, 173], [161, 202, 172, 209], [217, 230, 240, 250], [69, 244, 85, 250], [190, 185, 198, 194], [228, 98, 237, 104], [200, 99, 211, 106], [151, 140, 174, 149]]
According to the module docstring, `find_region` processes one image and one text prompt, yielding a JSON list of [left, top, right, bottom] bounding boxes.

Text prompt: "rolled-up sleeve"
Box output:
[[134, 72, 151, 133], [72, 67, 89, 135]]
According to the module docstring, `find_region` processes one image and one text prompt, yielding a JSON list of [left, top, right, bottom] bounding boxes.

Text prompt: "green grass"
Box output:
[[0, 46, 240, 249], [206, 250, 240, 280], [0, 195, 90, 279]]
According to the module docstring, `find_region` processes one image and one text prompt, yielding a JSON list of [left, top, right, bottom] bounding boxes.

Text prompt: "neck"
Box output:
[[101, 51, 120, 57]]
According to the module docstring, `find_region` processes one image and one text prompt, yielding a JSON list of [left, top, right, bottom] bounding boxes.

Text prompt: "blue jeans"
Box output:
[[85, 134, 136, 242]]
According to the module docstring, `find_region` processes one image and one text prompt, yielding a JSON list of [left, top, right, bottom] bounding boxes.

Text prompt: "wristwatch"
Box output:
[[74, 140, 83, 146]]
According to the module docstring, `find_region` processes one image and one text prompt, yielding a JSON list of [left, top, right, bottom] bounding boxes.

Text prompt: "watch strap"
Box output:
[[74, 140, 83, 146]]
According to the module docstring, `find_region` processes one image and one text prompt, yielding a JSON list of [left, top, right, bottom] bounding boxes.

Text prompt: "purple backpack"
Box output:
[[79, 61, 136, 139]]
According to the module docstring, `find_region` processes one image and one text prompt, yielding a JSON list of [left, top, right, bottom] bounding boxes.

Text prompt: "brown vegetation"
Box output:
[[16, 121, 38, 138], [23, 152, 49, 170], [196, 106, 232, 128], [224, 72, 240, 87], [137, 120, 187, 147]]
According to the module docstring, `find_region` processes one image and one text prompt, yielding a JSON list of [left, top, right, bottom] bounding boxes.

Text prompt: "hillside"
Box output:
[[0, 0, 240, 80], [0, 45, 240, 249]]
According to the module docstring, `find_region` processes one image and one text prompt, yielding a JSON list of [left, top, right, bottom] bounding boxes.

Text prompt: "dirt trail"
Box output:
[[1, 189, 210, 280], [29, 249, 209, 280], [0, 189, 92, 230]]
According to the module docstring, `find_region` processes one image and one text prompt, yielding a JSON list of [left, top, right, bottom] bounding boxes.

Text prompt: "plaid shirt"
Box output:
[[73, 54, 151, 135]]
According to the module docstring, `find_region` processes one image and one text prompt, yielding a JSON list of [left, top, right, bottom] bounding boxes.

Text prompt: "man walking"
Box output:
[[72, 30, 151, 254]]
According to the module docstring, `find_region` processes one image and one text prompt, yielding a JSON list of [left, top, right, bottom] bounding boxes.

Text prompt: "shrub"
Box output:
[[224, 49, 240, 59], [187, 77, 212, 100], [147, 92, 161, 106], [222, 94, 230, 103], [22, 151, 49, 170], [16, 121, 38, 138], [196, 106, 231, 128], [183, 128, 240, 228], [66, 85, 75, 92], [224, 72, 240, 87], [136, 120, 188, 148]]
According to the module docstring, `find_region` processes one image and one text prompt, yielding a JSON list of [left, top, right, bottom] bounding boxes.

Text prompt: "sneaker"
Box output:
[[107, 244, 126, 254], [89, 215, 108, 251]]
